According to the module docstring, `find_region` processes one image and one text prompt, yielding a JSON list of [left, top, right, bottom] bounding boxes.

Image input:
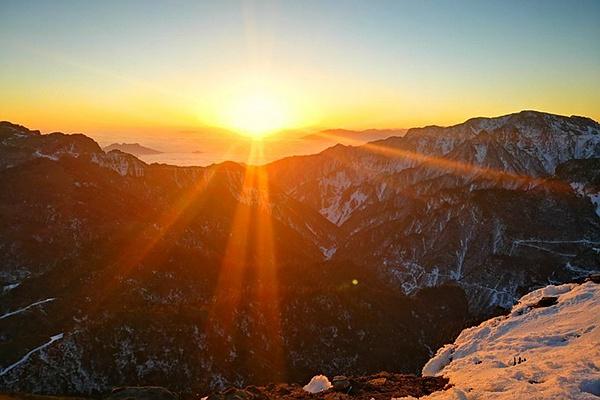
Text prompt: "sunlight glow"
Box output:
[[220, 91, 293, 138]]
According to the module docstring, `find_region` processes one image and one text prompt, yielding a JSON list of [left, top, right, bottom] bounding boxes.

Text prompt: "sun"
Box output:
[[222, 92, 291, 138]]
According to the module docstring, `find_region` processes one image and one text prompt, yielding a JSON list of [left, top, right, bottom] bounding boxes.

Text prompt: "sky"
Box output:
[[1, 0, 599, 141]]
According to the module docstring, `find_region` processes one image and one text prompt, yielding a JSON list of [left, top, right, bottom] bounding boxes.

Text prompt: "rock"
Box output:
[[105, 386, 177, 400], [221, 387, 255, 400], [531, 296, 559, 308], [587, 273, 600, 284], [331, 375, 351, 392], [367, 377, 387, 386], [273, 386, 292, 396], [206, 387, 267, 400], [194, 372, 449, 399]]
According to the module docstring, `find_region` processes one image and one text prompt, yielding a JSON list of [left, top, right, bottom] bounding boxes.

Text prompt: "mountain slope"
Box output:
[[421, 278, 600, 399], [268, 110, 600, 312], [268, 110, 600, 226]]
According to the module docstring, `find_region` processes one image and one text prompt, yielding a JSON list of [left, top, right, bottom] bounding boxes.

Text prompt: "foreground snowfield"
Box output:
[[418, 281, 600, 399]]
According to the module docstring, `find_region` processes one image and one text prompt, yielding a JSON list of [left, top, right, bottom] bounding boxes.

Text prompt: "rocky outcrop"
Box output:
[[202, 372, 449, 400]]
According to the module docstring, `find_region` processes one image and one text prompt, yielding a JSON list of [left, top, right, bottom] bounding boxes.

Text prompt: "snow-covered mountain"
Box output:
[[269, 110, 600, 226], [0, 111, 599, 396], [421, 278, 600, 399]]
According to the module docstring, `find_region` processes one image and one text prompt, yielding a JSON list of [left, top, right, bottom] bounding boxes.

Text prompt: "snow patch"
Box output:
[[303, 375, 332, 393], [0, 298, 55, 320], [33, 150, 59, 161], [320, 246, 337, 260], [422, 344, 455, 377], [90, 152, 145, 177], [2, 282, 20, 294], [474, 144, 487, 163], [589, 193, 600, 217], [421, 281, 600, 399], [0, 333, 63, 376]]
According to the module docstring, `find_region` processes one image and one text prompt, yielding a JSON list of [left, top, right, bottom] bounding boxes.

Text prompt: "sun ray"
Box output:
[[251, 142, 285, 379], [81, 166, 221, 315], [205, 140, 286, 382], [82, 134, 258, 310]]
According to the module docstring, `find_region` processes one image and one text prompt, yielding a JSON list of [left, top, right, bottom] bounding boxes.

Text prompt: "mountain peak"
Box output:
[[0, 121, 41, 137], [103, 142, 163, 156]]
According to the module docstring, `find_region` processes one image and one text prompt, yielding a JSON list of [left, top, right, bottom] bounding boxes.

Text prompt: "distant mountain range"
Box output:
[[103, 142, 163, 156], [97, 129, 405, 166], [0, 111, 598, 397], [303, 128, 407, 145]]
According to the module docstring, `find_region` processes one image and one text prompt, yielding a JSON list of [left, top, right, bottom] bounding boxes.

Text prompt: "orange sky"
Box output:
[[1, 1, 599, 141]]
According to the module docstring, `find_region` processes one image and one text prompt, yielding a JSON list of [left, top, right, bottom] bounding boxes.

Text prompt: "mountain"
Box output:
[[267, 110, 600, 312], [0, 111, 599, 397], [303, 128, 406, 145], [103, 143, 163, 156]]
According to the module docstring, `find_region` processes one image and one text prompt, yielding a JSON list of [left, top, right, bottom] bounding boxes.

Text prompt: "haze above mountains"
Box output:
[[98, 128, 407, 166]]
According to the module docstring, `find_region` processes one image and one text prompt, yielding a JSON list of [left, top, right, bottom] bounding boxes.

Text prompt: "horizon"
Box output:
[[3, 108, 594, 166], [1, 0, 599, 143], [3, 107, 597, 144]]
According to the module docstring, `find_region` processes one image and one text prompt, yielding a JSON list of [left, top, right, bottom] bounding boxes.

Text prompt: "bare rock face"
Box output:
[[530, 296, 559, 308], [331, 375, 351, 392]]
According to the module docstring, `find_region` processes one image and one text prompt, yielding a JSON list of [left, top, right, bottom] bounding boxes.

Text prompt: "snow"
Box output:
[[2, 282, 20, 293], [0, 333, 64, 376], [303, 374, 332, 393], [510, 238, 600, 257], [0, 298, 55, 320], [320, 246, 337, 260], [324, 189, 368, 226], [376, 182, 387, 201], [90, 152, 145, 177], [33, 150, 59, 161], [474, 144, 487, 163], [589, 193, 600, 217], [420, 281, 600, 399], [570, 182, 586, 196]]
